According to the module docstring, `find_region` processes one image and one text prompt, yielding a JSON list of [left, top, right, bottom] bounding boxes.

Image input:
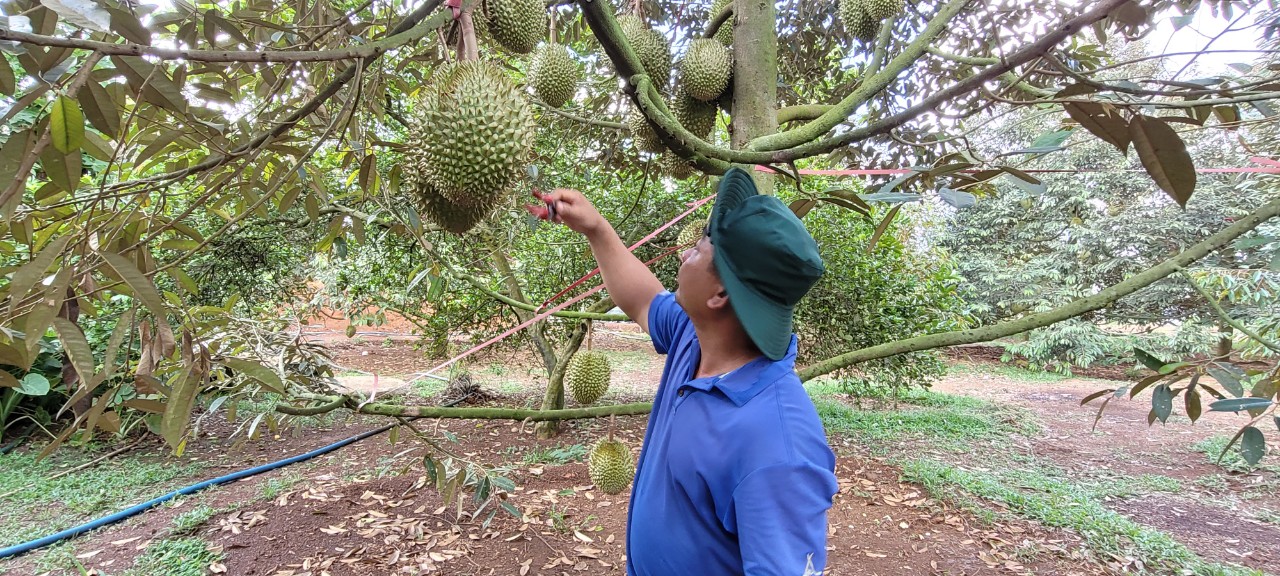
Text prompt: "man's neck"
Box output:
[[693, 323, 762, 379]]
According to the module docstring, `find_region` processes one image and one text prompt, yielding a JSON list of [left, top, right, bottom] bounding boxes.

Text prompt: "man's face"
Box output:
[[674, 231, 722, 313]]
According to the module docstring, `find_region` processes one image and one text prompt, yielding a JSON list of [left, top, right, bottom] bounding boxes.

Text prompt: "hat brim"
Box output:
[[714, 255, 794, 361]]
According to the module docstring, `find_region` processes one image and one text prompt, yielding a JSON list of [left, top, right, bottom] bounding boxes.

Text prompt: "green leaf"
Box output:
[[0, 371, 19, 388], [97, 250, 171, 331], [866, 204, 901, 254], [17, 373, 50, 396], [109, 56, 188, 115], [0, 128, 38, 198], [50, 95, 85, 154], [1206, 363, 1244, 397], [0, 57, 14, 96], [1132, 347, 1166, 372], [53, 317, 96, 389], [1000, 167, 1047, 195], [1128, 373, 1164, 398], [1079, 389, 1114, 405], [79, 80, 121, 138], [39, 146, 82, 193], [1151, 384, 1173, 424], [1030, 129, 1072, 149], [161, 365, 201, 450], [221, 357, 285, 395], [1240, 426, 1265, 466], [1207, 397, 1273, 413], [1129, 114, 1196, 208], [358, 153, 378, 194], [104, 308, 134, 377], [105, 6, 152, 45], [938, 188, 976, 209], [1185, 382, 1202, 423], [1062, 98, 1130, 154], [1213, 106, 1240, 126]]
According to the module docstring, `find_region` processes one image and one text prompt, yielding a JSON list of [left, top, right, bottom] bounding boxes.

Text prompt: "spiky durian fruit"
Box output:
[[626, 106, 664, 153], [529, 43, 580, 107], [839, 0, 878, 43], [405, 61, 535, 234], [676, 217, 706, 246], [708, 0, 733, 46], [484, 0, 547, 54], [864, 0, 905, 21], [679, 38, 731, 102], [672, 86, 717, 139], [617, 14, 672, 90], [660, 151, 695, 180], [566, 350, 612, 405], [588, 437, 635, 495]]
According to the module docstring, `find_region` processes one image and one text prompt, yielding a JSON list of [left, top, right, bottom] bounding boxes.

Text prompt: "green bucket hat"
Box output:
[[708, 167, 825, 361]]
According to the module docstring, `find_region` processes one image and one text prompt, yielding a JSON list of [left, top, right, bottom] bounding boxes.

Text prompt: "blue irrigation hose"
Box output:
[[0, 422, 395, 560]]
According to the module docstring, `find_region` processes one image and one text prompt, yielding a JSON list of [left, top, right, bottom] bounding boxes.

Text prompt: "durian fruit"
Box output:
[[626, 106, 664, 153], [672, 86, 717, 140], [708, 0, 733, 46], [864, 0, 904, 21], [529, 43, 580, 108], [405, 61, 535, 234], [588, 437, 635, 495], [660, 151, 695, 180], [617, 14, 672, 90], [676, 217, 706, 246], [679, 38, 732, 102], [839, 0, 878, 43], [483, 0, 547, 54], [566, 350, 612, 405]]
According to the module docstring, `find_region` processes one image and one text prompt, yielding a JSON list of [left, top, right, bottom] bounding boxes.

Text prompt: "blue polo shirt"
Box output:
[[625, 291, 838, 575]]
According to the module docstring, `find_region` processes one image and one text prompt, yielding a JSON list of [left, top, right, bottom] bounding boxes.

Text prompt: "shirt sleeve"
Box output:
[[646, 291, 690, 355], [730, 462, 838, 575]]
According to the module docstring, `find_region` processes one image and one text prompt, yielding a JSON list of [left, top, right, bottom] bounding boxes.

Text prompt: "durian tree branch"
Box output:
[[538, 297, 616, 438], [103, 0, 446, 193], [276, 396, 350, 416], [777, 105, 835, 124], [925, 46, 1056, 98], [632, 78, 732, 174], [797, 194, 1280, 382], [747, 0, 970, 152], [0, 17, 442, 62], [280, 394, 653, 420], [704, 2, 733, 40], [533, 97, 627, 130]]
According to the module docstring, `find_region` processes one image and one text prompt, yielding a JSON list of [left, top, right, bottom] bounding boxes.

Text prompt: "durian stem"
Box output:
[[587, 320, 594, 351], [549, 6, 557, 45], [458, 8, 479, 61]]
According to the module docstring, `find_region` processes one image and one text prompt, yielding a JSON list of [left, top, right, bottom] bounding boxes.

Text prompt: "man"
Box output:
[[534, 167, 838, 575]]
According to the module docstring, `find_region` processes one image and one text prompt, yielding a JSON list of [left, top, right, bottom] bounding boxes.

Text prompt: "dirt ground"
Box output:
[[4, 328, 1278, 576]]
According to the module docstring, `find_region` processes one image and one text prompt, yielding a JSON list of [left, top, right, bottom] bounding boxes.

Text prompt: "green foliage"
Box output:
[[1192, 435, 1280, 474], [1, 336, 65, 443], [795, 204, 970, 396], [521, 442, 587, 465], [0, 447, 204, 547]]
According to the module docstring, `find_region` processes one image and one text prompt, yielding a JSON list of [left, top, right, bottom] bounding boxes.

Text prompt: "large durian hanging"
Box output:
[[529, 43, 580, 108], [626, 105, 664, 153], [617, 14, 672, 91], [403, 61, 536, 234], [484, 0, 547, 54], [838, 0, 878, 44], [588, 435, 634, 495], [672, 86, 717, 139], [566, 350, 612, 405], [679, 38, 731, 102]]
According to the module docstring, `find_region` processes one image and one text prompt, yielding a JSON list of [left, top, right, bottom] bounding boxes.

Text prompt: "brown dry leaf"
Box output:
[[111, 537, 141, 546], [75, 550, 102, 559], [575, 547, 602, 559], [863, 551, 887, 558], [519, 559, 532, 576], [320, 525, 348, 535], [573, 530, 593, 543], [209, 561, 228, 573]]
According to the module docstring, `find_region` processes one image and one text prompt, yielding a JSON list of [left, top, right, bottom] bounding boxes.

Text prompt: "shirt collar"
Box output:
[[684, 335, 798, 407]]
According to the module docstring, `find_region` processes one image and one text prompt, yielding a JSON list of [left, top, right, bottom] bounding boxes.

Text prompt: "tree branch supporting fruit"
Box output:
[[797, 194, 1280, 381], [278, 394, 653, 421]]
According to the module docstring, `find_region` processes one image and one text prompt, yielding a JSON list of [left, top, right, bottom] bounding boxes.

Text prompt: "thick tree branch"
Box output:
[[279, 395, 652, 420], [747, 0, 970, 152], [703, 2, 733, 39], [778, 105, 835, 124], [797, 194, 1280, 381], [455, 270, 629, 321], [0, 17, 442, 62], [103, 0, 445, 193]]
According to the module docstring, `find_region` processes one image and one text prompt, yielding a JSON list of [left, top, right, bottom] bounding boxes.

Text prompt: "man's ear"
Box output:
[[707, 286, 730, 310]]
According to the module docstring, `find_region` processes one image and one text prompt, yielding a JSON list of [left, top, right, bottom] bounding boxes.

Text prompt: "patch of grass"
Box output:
[[807, 383, 1038, 452], [259, 471, 305, 500], [1087, 472, 1182, 499], [0, 447, 204, 548], [901, 458, 1261, 576], [410, 378, 447, 399], [30, 542, 82, 574], [1193, 474, 1230, 491], [1255, 508, 1280, 527], [118, 537, 224, 576], [599, 350, 655, 373], [171, 504, 219, 535], [1190, 435, 1280, 474], [521, 443, 587, 465], [945, 361, 1077, 383]]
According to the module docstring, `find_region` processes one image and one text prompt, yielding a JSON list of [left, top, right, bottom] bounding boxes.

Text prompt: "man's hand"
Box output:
[[534, 188, 608, 237]]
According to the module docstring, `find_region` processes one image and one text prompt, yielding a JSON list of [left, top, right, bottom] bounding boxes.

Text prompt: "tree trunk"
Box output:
[[730, 0, 778, 193], [1213, 252, 1235, 358]]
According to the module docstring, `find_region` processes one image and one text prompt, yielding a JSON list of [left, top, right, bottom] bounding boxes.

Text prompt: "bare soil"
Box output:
[[5, 332, 1277, 576]]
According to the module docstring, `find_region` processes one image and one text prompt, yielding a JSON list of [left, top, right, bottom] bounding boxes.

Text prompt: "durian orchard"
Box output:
[[2, 0, 1279, 496]]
